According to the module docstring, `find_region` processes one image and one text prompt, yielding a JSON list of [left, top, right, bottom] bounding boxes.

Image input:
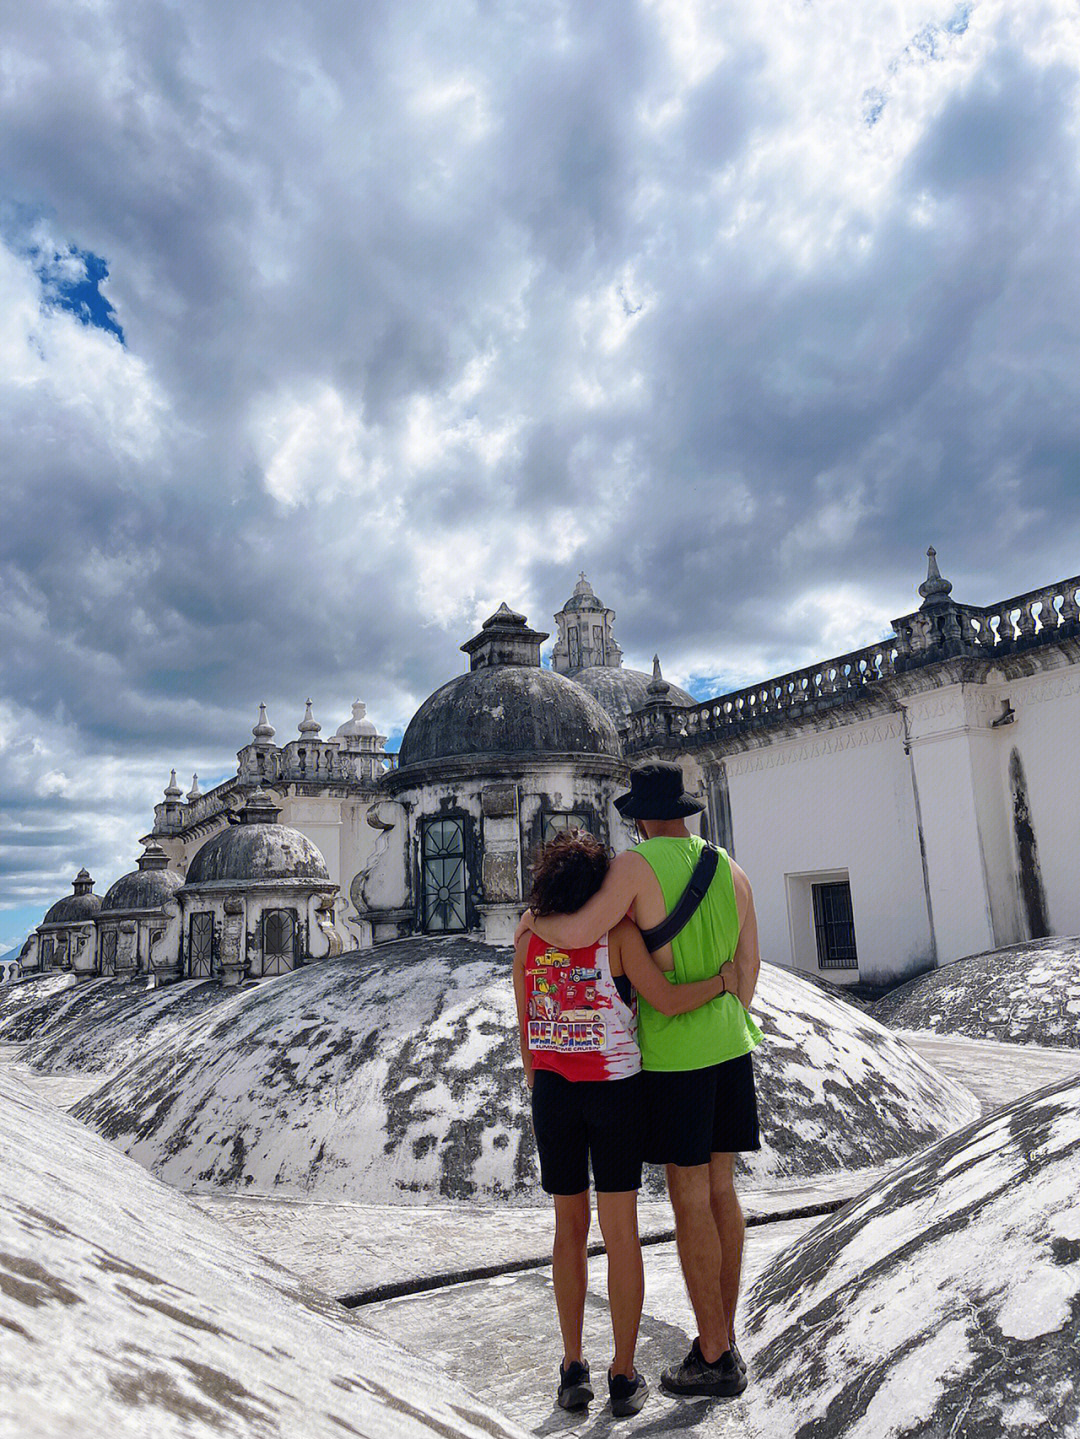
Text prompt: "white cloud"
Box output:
[[2, 0, 1080, 912]]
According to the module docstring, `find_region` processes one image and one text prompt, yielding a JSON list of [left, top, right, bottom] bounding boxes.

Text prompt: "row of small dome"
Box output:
[[41, 790, 330, 929], [41, 846, 183, 927]]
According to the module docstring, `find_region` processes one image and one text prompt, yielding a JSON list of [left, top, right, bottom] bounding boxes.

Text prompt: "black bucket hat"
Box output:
[[614, 761, 705, 820]]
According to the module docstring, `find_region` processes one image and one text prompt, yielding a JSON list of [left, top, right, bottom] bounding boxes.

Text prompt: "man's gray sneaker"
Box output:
[[557, 1359, 594, 1410], [660, 1339, 747, 1398], [608, 1369, 648, 1417]]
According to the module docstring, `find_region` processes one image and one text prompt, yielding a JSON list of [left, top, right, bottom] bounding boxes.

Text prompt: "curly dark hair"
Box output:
[[529, 829, 609, 917]]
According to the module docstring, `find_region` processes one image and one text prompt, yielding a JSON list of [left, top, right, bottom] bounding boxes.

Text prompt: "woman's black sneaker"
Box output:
[[731, 1338, 747, 1375], [608, 1369, 649, 1417], [660, 1339, 747, 1397], [557, 1359, 594, 1410]]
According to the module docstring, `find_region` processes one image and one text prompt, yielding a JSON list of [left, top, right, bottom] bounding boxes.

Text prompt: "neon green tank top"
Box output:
[[635, 837, 763, 1072]]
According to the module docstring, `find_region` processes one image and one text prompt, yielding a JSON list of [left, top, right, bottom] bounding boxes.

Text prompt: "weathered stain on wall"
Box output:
[[1009, 748, 1050, 940]]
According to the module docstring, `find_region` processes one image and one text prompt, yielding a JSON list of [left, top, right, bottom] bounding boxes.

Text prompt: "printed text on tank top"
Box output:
[[523, 932, 640, 1082]]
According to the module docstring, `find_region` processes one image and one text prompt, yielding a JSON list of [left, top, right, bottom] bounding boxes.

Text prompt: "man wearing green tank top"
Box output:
[[517, 761, 763, 1399]]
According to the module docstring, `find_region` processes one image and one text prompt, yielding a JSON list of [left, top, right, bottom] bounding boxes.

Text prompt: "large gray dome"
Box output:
[[570, 666, 696, 725], [398, 666, 622, 769], [42, 892, 100, 926], [186, 824, 329, 885]]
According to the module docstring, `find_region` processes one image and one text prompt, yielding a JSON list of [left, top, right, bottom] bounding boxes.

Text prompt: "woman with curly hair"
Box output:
[[512, 828, 727, 1418]]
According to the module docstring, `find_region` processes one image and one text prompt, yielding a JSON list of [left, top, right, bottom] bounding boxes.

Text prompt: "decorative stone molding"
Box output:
[[724, 718, 905, 776]]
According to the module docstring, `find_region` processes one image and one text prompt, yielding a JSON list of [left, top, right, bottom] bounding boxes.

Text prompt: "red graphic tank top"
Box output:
[[524, 932, 640, 1081]]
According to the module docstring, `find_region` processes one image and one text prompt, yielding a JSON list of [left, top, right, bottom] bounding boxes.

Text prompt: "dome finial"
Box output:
[[238, 787, 284, 824], [298, 699, 322, 738], [252, 703, 276, 744], [163, 769, 182, 799], [918, 545, 953, 603], [186, 773, 202, 802], [647, 654, 671, 698]]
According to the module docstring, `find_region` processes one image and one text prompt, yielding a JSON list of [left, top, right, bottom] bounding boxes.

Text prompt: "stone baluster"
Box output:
[[1015, 599, 1036, 640], [1060, 585, 1080, 627]]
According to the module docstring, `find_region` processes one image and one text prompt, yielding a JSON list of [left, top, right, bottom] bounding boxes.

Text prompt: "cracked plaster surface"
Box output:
[[0, 1079, 529, 1439]]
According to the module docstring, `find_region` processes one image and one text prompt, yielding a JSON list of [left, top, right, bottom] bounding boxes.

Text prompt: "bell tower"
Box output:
[[551, 573, 623, 674]]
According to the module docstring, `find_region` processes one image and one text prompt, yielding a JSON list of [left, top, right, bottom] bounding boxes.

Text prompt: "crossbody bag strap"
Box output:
[[639, 843, 719, 954]]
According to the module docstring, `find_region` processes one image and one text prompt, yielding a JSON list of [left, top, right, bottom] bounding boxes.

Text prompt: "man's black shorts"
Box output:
[[531, 1069, 644, 1195], [643, 1051, 760, 1167]]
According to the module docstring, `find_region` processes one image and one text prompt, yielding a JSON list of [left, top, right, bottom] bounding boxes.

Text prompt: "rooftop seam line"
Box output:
[[337, 1198, 847, 1308]]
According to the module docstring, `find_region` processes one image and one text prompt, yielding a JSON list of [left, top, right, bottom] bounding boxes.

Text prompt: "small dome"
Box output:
[[398, 666, 622, 769], [335, 700, 378, 739], [42, 891, 101, 926], [570, 666, 696, 725], [102, 846, 183, 913], [185, 792, 330, 886]]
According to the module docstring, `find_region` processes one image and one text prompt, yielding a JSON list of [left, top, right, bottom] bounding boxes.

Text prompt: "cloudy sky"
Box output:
[[3, 0, 1079, 946]]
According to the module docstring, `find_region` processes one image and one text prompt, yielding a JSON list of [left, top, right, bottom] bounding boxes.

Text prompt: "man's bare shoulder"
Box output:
[[610, 849, 652, 877], [727, 857, 754, 915], [728, 857, 752, 895]]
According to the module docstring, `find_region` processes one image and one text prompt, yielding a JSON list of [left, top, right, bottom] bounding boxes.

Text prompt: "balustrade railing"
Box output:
[[181, 779, 238, 828], [894, 577, 1080, 658], [624, 637, 900, 751], [960, 577, 1080, 651], [625, 572, 1080, 754]]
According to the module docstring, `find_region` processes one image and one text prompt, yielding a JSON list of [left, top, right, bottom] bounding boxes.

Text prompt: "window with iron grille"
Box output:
[[100, 930, 118, 973], [188, 911, 214, 978], [422, 817, 467, 933], [40, 937, 55, 969], [261, 909, 296, 976], [541, 811, 591, 843], [812, 881, 858, 970]]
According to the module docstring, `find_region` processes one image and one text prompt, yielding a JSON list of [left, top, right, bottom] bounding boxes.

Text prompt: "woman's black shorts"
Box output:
[[643, 1051, 761, 1167], [531, 1069, 644, 1195]]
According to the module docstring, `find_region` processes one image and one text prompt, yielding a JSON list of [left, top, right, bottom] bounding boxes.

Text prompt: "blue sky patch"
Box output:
[[34, 243, 124, 343]]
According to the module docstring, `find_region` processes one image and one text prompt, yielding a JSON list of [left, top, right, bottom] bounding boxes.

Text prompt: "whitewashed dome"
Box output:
[[335, 699, 378, 739], [72, 948, 978, 1204], [1, 1086, 526, 1439], [742, 1072, 1080, 1439], [873, 936, 1080, 1048], [42, 870, 101, 925], [397, 604, 622, 770], [570, 665, 696, 724]]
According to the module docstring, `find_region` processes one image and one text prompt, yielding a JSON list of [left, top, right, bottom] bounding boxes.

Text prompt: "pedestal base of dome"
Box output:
[[477, 902, 520, 947]]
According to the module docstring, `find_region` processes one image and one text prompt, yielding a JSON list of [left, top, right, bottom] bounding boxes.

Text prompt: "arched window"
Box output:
[[541, 811, 591, 843], [261, 909, 296, 975]]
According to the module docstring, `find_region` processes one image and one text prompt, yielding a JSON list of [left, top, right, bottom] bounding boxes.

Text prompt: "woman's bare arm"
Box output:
[[611, 919, 726, 1016], [512, 935, 534, 1088], [513, 851, 650, 949]]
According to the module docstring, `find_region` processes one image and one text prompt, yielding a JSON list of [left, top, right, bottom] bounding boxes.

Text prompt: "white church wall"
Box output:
[[720, 715, 933, 988], [277, 794, 345, 888], [902, 684, 1003, 966]]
